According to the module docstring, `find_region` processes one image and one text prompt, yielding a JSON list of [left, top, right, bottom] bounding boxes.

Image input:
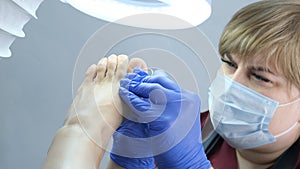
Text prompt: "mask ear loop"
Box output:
[[278, 97, 300, 107], [274, 122, 298, 138], [275, 97, 300, 138]]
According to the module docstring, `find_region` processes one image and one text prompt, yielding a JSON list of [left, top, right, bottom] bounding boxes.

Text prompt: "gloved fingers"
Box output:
[[129, 81, 182, 105], [123, 69, 148, 81], [122, 69, 149, 90], [111, 120, 155, 167], [119, 87, 151, 112], [142, 74, 179, 91], [124, 73, 138, 80], [119, 87, 165, 122], [114, 120, 148, 138], [125, 68, 179, 92], [129, 81, 167, 99], [120, 76, 181, 106], [125, 72, 147, 82], [120, 78, 130, 89], [110, 154, 155, 169], [133, 68, 149, 76], [121, 77, 155, 95]]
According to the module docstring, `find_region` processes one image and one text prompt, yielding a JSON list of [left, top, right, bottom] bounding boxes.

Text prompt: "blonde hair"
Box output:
[[219, 0, 300, 89]]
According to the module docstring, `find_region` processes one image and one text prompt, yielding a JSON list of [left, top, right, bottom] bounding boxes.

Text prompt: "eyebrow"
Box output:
[[224, 52, 276, 75]]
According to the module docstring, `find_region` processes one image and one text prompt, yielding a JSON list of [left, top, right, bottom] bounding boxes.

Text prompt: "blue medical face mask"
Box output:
[[208, 71, 300, 149]]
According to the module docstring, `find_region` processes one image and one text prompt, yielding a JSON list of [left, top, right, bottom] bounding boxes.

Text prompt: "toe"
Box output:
[[78, 64, 96, 93], [84, 64, 97, 83], [127, 58, 148, 73], [95, 57, 107, 82], [116, 54, 129, 79], [106, 54, 118, 79]]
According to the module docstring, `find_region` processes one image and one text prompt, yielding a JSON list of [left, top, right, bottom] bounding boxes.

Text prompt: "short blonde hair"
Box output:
[[219, 0, 300, 89]]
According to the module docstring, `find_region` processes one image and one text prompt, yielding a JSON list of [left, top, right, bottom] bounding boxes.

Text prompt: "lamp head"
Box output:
[[61, 0, 212, 29]]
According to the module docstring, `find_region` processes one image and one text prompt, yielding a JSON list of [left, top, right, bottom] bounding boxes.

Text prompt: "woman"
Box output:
[[201, 0, 300, 168]]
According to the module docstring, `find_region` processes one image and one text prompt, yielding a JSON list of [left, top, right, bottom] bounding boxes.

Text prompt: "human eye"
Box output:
[[221, 58, 237, 69], [251, 72, 272, 83]]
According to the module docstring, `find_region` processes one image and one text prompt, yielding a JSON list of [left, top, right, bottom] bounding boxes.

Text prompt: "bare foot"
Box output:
[[42, 55, 149, 169], [64, 55, 148, 149], [63, 54, 130, 148]]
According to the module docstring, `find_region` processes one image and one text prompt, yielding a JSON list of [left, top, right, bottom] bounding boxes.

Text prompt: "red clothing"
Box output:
[[201, 111, 300, 169]]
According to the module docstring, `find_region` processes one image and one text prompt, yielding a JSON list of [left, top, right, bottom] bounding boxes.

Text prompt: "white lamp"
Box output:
[[0, 0, 44, 58], [60, 0, 212, 29]]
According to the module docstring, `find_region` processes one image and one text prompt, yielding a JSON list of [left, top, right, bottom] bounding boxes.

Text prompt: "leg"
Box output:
[[42, 54, 140, 169]]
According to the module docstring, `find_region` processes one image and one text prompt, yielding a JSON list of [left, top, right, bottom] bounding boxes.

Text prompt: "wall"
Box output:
[[0, 0, 258, 168]]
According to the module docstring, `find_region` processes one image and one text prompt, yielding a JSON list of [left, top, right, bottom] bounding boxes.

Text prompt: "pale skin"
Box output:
[[41, 54, 147, 169], [221, 52, 300, 169]]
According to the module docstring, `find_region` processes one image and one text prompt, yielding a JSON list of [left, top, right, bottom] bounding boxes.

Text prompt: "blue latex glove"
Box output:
[[110, 119, 155, 169], [119, 69, 212, 169]]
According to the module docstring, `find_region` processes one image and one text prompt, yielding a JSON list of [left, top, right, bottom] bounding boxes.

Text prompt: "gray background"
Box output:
[[0, 0, 258, 168]]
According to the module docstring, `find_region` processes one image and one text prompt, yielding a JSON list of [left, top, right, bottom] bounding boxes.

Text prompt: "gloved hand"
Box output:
[[119, 69, 212, 169], [110, 119, 155, 169]]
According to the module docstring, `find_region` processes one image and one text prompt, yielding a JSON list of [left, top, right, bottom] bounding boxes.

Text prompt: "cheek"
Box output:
[[268, 104, 299, 136], [259, 105, 300, 152], [265, 87, 300, 134], [255, 123, 300, 153]]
